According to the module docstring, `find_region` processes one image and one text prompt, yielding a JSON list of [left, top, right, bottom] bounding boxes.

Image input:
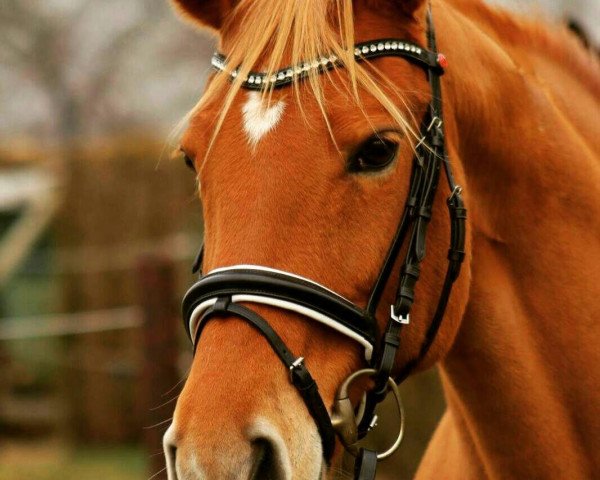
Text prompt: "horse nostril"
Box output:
[[167, 444, 177, 479], [250, 438, 280, 480]]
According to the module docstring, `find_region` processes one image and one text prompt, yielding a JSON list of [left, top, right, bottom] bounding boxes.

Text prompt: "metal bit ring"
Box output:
[[330, 368, 405, 460]]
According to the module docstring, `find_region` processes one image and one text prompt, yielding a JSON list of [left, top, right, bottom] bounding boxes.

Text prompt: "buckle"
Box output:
[[289, 357, 305, 381], [390, 306, 410, 325], [426, 116, 443, 132], [331, 368, 406, 460], [448, 185, 462, 202], [368, 414, 379, 431]]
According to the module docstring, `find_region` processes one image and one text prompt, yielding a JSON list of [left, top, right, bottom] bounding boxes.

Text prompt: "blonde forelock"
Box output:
[[182, 0, 419, 155]]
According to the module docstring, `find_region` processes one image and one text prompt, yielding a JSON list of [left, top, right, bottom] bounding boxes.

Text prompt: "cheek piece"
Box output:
[[181, 6, 466, 480]]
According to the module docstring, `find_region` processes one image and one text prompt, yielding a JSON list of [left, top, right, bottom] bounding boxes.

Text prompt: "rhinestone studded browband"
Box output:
[[211, 38, 448, 90]]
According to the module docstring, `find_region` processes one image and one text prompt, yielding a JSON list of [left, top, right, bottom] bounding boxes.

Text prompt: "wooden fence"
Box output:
[[55, 138, 200, 443]]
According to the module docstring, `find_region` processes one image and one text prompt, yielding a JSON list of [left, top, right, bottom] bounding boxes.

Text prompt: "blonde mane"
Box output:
[[187, 0, 418, 152]]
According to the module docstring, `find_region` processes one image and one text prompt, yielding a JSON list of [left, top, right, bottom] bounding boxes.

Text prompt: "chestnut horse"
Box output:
[[164, 0, 599, 478]]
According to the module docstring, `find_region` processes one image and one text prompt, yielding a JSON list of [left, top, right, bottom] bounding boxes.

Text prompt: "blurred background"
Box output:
[[0, 1, 595, 479], [0, 1, 210, 479]]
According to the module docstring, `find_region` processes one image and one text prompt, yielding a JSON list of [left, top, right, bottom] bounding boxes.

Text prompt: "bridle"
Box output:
[[181, 7, 466, 480], [183, 8, 466, 478]]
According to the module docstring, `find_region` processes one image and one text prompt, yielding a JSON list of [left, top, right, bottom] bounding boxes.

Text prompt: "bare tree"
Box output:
[[0, 0, 211, 143]]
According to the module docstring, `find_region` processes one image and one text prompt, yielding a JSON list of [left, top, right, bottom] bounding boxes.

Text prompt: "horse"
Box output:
[[163, 0, 600, 478]]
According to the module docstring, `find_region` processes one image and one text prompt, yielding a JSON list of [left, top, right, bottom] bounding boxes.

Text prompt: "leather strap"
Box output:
[[366, 159, 423, 316], [354, 449, 378, 480], [183, 267, 376, 348], [196, 297, 337, 463], [191, 243, 204, 275]]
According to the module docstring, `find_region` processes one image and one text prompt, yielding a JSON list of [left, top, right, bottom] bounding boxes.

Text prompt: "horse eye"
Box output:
[[174, 147, 196, 172], [183, 153, 196, 172], [349, 136, 398, 172]]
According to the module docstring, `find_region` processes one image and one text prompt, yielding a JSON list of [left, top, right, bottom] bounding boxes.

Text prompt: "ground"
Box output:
[[0, 441, 145, 480]]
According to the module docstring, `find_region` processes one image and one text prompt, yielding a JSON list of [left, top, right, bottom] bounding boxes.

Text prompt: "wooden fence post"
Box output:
[[137, 255, 180, 480]]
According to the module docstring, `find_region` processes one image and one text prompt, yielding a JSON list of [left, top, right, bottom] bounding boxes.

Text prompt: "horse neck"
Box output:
[[429, 2, 600, 478]]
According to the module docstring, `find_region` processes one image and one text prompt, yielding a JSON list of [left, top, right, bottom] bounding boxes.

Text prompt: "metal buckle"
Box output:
[[448, 185, 462, 202], [426, 116, 443, 132], [368, 414, 379, 431], [390, 306, 410, 325], [289, 357, 304, 381], [415, 116, 442, 153], [331, 368, 405, 460]]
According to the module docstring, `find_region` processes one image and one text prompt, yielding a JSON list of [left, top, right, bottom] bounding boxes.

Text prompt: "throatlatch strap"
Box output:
[[358, 5, 468, 439], [396, 190, 466, 381], [196, 297, 336, 463]]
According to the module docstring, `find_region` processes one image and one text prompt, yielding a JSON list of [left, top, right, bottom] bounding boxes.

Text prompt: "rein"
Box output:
[[182, 8, 466, 479]]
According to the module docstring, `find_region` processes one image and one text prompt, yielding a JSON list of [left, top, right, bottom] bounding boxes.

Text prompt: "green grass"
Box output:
[[0, 443, 147, 480]]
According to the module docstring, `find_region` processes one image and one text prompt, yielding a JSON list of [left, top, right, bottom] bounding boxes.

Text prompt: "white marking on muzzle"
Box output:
[[163, 423, 178, 480], [163, 422, 207, 479], [242, 92, 286, 147]]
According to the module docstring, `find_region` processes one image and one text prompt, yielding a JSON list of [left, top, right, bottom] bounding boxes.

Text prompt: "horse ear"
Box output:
[[170, 0, 237, 32], [363, 0, 427, 20], [396, 0, 428, 18]]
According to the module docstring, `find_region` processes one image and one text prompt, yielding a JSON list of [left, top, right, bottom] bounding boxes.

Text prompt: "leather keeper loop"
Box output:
[[394, 298, 412, 316], [384, 332, 401, 348], [213, 297, 231, 312], [448, 249, 466, 263], [402, 264, 421, 278], [453, 207, 467, 219], [399, 287, 415, 301], [417, 206, 432, 219], [291, 367, 316, 391], [406, 196, 418, 208]]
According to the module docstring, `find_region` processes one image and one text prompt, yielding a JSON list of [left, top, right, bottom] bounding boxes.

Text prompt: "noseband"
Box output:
[[181, 8, 466, 480]]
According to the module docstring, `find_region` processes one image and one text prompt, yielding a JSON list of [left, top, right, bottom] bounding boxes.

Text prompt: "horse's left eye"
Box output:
[[181, 151, 196, 172], [174, 147, 196, 172], [183, 154, 195, 172], [348, 136, 399, 173]]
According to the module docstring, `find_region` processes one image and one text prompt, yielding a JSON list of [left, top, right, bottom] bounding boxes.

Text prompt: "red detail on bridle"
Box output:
[[437, 53, 448, 69]]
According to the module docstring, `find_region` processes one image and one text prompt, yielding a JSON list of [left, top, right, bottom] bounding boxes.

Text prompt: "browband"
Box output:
[[183, 265, 378, 360], [211, 38, 447, 90]]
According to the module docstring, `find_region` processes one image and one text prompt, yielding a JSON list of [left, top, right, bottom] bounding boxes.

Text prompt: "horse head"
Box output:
[[164, 0, 472, 478]]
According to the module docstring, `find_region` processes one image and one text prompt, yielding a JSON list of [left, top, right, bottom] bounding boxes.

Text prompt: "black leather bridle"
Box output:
[[181, 8, 466, 480]]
